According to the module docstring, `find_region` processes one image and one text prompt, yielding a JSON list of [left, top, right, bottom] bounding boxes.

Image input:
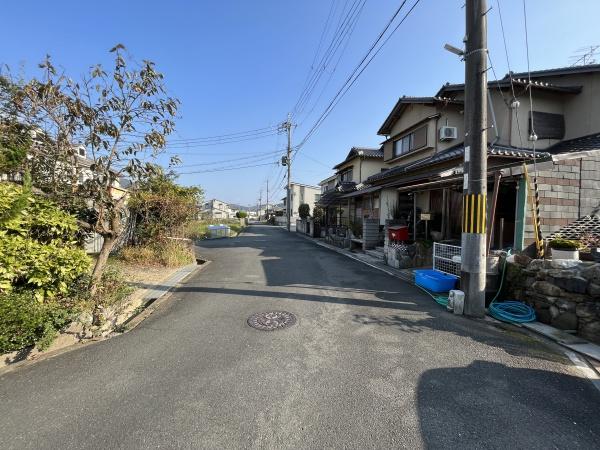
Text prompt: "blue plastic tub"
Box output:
[[414, 269, 458, 293]]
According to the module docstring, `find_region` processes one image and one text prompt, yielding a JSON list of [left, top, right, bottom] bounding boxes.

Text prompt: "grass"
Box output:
[[117, 239, 195, 268]]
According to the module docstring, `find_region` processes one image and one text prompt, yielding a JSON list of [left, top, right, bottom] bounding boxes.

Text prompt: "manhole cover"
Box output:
[[247, 311, 297, 331]]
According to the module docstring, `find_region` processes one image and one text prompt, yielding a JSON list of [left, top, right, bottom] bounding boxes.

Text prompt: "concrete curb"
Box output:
[[120, 261, 210, 331], [0, 262, 208, 376]]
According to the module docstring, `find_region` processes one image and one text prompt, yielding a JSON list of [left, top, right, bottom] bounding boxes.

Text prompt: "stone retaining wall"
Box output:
[[506, 257, 600, 344]]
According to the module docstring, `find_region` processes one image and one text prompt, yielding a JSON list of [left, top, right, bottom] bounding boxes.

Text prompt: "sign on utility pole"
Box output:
[[461, 0, 488, 317]]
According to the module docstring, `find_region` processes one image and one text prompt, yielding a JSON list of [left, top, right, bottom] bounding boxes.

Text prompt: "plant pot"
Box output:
[[551, 248, 579, 260]]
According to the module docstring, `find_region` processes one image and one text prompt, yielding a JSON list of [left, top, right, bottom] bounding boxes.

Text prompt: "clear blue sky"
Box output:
[[2, 0, 599, 206]]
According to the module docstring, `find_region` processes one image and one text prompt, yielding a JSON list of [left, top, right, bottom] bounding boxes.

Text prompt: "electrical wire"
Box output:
[[496, 0, 524, 149], [293, 0, 367, 119], [294, 0, 421, 154], [175, 161, 278, 175], [175, 150, 284, 168]]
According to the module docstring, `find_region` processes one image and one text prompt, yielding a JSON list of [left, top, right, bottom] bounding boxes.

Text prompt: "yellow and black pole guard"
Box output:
[[462, 193, 487, 234]]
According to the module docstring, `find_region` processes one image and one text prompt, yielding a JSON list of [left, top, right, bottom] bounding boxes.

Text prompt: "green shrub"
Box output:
[[0, 182, 91, 300], [235, 211, 247, 218], [549, 237, 580, 250], [0, 291, 73, 353]]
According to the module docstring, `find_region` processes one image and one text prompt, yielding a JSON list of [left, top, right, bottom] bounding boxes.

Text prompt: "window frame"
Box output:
[[392, 125, 428, 158]]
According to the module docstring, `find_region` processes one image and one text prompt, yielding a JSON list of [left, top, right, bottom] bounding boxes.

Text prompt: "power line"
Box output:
[[295, 0, 421, 153], [496, 0, 524, 149], [292, 0, 367, 119], [126, 125, 279, 143], [175, 161, 278, 175], [175, 150, 284, 168]]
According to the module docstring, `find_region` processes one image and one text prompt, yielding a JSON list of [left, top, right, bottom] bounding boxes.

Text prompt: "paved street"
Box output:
[[1, 225, 600, 449]]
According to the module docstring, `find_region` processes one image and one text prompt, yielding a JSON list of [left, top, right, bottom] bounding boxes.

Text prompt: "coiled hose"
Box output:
[[487, 251, 536, 323]]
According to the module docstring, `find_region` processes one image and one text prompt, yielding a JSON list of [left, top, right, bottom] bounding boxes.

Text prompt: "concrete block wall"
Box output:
[[362, 218, 379, 250], [524, 156, 600, 245]]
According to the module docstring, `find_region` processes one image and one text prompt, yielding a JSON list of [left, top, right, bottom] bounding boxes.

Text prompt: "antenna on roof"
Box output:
[[569, 45, 600, 66]]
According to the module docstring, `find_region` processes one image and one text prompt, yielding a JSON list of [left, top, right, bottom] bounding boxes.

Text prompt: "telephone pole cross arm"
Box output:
[[461, 0, 488, 317]]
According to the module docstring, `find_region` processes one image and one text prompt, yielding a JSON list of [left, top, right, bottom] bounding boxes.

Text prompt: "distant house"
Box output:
[[281, 182, 320, 222], [317, 146, 386, 227], [201, 199, 234, 220]]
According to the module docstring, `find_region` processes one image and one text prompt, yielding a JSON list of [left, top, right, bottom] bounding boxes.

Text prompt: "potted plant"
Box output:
[[549, 237, 580, 260]]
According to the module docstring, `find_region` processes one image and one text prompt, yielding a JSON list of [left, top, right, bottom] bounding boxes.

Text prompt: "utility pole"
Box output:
[[281, 114, 294, 232], [258, 190, 262, 222], [266, 179, 269, 221], [461, 0, 488, 317]]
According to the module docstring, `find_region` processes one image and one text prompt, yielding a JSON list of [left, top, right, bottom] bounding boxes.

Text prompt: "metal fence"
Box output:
[[433, 243, 462, 277]]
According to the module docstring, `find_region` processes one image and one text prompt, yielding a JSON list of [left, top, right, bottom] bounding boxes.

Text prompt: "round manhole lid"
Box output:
[[247, 311, 297, 331]]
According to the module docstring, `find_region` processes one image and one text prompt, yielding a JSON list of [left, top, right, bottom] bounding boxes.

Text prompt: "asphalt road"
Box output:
[[2, 225, 600, 449]]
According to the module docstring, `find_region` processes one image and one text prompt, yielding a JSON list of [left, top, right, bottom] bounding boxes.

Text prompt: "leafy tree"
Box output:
[[236, 211, 247, 219], [0, 76, 30, 174], [312, 205, 324, 223], [12, 45, 180, 294], [128, 166, 202, 242], [298, 203, 310, 219]]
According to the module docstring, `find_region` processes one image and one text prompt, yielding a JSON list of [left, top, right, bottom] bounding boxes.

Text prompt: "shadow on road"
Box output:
[[192, 226, 573, 366], [417, 360, 600, 448]]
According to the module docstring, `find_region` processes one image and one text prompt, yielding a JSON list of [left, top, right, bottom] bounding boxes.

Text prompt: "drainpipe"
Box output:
[[487, 89, 500, 146], [358, 150, 364, 182]]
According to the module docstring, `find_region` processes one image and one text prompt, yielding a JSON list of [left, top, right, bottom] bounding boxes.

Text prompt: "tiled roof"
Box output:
[[546, 132, 600, 155], [508, 64, 600, 79], [333, 146, 383, 169], [377, 96, 463, 136], [366, 144, 550, 184], [437, 79, 582, 97]]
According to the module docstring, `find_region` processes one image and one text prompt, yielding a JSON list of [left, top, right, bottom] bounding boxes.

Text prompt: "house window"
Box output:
[[529, 111, 565, 140], [78, 147, 86, 157], [339, 169, 353, 182], [393, 125, 427, 157]]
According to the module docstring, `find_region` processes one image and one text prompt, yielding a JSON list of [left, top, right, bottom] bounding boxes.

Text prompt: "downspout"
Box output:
[[487, 89, 500, 146]]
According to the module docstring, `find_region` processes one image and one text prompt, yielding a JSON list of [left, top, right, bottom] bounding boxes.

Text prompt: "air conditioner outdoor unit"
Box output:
[[439, 126, 458, 141]]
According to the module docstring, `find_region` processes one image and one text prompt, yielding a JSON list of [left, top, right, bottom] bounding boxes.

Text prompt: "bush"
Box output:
[[0, 182, 91, 300], [119, 239, 194, 267], [236, 211, 247, 219], [0, 291, 73, 353], [298, 203, 310, 219], [549, 237, 580, 250], [313, 205, 324, 223]]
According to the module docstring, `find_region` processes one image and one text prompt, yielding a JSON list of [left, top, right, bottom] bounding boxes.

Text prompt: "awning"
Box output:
[[339, 185, 382, 198]]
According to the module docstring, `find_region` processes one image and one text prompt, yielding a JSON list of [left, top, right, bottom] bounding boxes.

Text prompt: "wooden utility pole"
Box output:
[[461, 0, 488, 317]]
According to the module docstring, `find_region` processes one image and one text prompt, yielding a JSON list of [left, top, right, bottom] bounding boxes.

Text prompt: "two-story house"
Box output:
[[201, 199, 234, 220], [317, 146, 386, 229], [363, 64, 600, 252], [281, 182, 321, 224]]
